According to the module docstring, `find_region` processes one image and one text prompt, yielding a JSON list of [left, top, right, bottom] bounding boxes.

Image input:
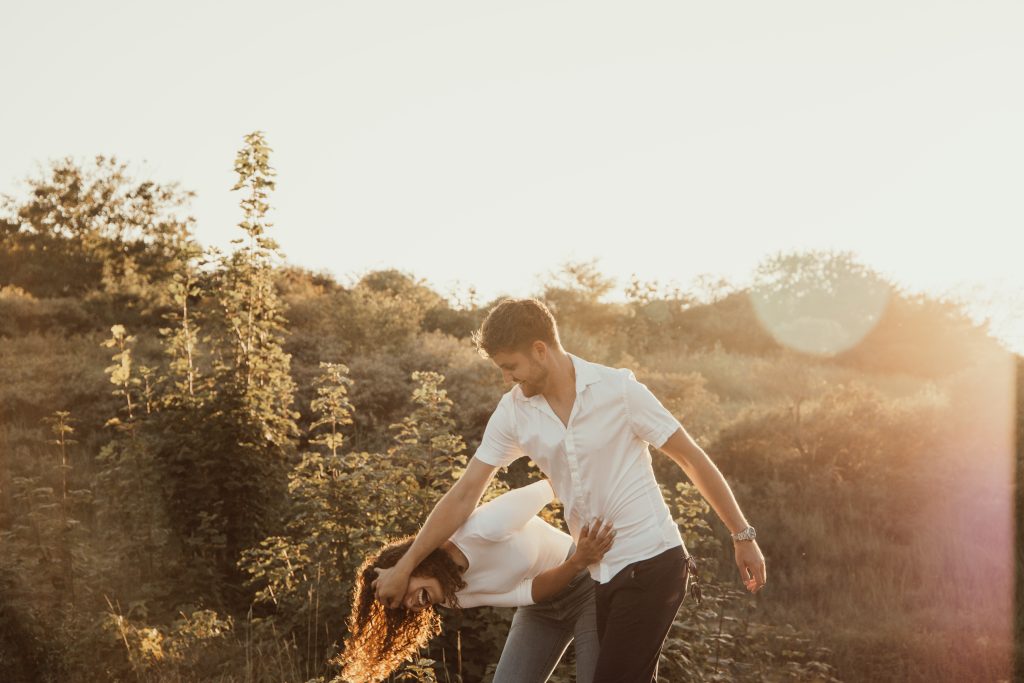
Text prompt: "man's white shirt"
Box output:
[[472, 354, 686, 584]]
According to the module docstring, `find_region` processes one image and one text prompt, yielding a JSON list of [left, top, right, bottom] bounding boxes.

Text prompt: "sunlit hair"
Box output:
[[472, 297, 561, 358], [338, 536, 467, 683]]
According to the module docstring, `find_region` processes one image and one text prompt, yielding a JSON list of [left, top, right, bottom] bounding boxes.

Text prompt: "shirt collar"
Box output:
[[568, 353, 602, 393]]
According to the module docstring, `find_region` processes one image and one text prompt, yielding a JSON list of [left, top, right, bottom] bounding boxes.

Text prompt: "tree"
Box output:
[[749, 250, 891, 357], [4, 410, 91, 610], [94, 325, 173, 598], [0, 156, 194, 300], [388, 371, 470, 522], [240, 367, 506, 680], [159, 221, 206, 402], [200, 132, 300, 580], [44, 410, 80, 605], [542, 259, 616, 304], [239, 362, 363, 679], [540, 260, 624, 361]]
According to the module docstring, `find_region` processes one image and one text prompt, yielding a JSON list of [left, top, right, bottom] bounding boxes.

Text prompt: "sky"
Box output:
[[3, 1, 1023, 351]]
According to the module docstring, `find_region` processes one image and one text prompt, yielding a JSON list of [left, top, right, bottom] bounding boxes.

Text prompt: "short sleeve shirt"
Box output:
[[472, 354, 686, 584]]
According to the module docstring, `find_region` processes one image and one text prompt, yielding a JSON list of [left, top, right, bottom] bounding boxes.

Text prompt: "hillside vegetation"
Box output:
[[0, 136, 1018, 682]]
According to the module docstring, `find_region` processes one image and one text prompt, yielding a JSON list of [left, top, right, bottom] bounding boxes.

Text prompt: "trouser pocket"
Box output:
[[626, 546, 686, 581]]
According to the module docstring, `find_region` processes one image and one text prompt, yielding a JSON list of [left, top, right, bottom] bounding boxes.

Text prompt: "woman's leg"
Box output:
[[491, 604, 574, 683], [568, 580, 600, 683]]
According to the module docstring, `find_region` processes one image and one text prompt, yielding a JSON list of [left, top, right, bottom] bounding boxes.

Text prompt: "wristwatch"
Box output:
[[731, 525, 756, 542]]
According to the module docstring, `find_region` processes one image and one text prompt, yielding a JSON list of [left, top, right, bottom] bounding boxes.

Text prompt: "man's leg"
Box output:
[[592, 546, 688, 683]]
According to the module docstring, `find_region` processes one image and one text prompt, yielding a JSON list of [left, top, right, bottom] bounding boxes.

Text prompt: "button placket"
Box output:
[[564, 429, 586, 524], [564, 391, 596, 585], [528, 394, 588, 523]]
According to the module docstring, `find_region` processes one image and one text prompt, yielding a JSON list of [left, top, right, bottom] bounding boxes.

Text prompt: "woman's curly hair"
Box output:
[[337, 536, 467, 683]]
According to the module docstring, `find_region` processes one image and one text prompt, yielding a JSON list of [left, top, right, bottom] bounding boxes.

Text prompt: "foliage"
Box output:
[[659, 585, 840, 682], [240, 364, 507, 682], [103, 602, 235, 682], [3, 411, 91, 612], [0, 144, 1016, 683], [94, 325, 176, 607], [187, 131, 300, 582], [654, 484, 840, 682], [0, 155, 194, 303], [750, 250, 890, 357]]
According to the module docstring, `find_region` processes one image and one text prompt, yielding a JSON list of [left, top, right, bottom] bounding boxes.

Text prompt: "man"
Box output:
[[374, 298, 766, 682]]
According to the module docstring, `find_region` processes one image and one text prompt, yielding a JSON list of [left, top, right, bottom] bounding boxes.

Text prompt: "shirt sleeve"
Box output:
[[468, 480, 555, 542], [456, 579, 536, 608], [622, 370, 683, 448], [472, 393, 526, 469]]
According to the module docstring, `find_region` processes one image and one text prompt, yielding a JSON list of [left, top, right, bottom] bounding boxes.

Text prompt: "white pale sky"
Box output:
[[3, 1, 1023, 351]]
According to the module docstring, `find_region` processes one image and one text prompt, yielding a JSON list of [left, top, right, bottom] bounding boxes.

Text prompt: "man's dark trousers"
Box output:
[[592, 546, 689, 683]]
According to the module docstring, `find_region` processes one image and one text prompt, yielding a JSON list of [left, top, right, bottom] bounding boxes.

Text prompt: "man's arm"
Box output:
[[373, 458, 498, 608], [659, 427, 767, 593]]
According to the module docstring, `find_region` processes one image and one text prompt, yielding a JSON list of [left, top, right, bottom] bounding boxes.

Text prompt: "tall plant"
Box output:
[[204, 131, 299, 578]]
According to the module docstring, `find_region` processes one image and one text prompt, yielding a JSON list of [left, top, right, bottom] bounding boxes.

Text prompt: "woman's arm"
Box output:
[[472, 479, 557, 541], [530, 519, 615, 603]]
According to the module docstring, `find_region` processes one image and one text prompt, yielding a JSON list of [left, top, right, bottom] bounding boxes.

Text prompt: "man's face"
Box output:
[[490, 345, 549, 397]]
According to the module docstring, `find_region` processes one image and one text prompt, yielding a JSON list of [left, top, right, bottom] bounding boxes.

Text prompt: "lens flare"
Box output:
[[749, 252, 890, 356]]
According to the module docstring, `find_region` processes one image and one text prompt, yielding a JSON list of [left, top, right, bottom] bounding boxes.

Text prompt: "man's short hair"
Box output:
[[473, 298, 561, 358]]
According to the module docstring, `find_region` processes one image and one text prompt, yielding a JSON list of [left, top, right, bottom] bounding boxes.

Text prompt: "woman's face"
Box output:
[[402, 574, 444, 611]]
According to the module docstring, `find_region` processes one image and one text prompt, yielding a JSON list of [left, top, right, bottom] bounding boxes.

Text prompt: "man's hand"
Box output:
[[735, 540, 766, 593], [372, 565, 411, 609], [370, 459, 498, 609]]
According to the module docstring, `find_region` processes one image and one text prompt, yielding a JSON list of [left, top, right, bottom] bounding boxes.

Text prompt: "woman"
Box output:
[[340, 479, 615, 683]]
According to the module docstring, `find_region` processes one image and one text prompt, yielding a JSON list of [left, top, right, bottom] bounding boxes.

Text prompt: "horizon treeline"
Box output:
[[0, 135, 1018, 682]]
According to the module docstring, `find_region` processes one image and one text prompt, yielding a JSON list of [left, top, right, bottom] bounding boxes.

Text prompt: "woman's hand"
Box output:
[[571, 519, 616, 569]]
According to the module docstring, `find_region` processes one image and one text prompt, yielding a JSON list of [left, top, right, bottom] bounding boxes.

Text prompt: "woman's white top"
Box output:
[[449, 480, 572, 608]]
